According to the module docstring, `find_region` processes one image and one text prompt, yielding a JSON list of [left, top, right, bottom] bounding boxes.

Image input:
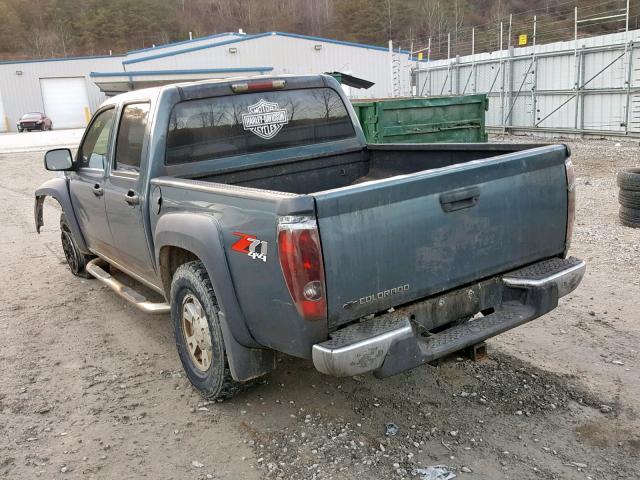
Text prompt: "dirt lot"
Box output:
[[0, 134, 638, 480]]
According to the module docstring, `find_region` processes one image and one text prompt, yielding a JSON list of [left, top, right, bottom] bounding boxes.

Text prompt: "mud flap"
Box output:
[[218, 310, 276, 382]]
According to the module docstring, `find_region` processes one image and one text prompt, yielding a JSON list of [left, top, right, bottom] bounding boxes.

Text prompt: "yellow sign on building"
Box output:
[[518, 34, 528, 46]]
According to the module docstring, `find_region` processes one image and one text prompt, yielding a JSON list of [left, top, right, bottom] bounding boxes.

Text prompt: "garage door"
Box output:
[[40, 77, 90, 129]]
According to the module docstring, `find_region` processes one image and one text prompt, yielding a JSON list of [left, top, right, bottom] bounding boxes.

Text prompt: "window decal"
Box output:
[[241, 99, 289, 139]]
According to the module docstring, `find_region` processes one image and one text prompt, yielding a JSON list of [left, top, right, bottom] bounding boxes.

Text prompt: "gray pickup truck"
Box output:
[[35, 74, 585, 400]]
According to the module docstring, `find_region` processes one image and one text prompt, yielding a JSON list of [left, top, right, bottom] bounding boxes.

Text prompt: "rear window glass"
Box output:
[[114, 102, 150, 172], [166, 88, 355, 165]]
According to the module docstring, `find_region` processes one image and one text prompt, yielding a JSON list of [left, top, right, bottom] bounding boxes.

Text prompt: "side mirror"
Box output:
[[44, 148, 73, 171]]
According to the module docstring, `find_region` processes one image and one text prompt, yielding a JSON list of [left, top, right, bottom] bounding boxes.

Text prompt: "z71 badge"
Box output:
[[231, 232, 268, 262]]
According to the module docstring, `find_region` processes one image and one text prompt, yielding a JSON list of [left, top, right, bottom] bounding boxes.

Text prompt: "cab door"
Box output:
[[103, 102, 156, 283], [68, 107, 116, 254]]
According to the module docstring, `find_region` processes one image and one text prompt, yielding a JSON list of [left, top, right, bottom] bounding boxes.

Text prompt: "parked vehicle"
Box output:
[[17, 112, 52, 132], [34, 74, 585, 400]]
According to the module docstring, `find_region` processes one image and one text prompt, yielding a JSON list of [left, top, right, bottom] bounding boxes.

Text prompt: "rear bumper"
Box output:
[[312, 256, 585, 377]]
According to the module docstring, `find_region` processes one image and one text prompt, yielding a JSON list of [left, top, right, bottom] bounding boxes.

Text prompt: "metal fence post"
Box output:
[[506, 15, 513, 128], [624, 0, 632, 134], [448, 33, 453, 95], [573, 7, 580, 131], [531, 15, 538, 128], [579, 46, 585, 132], [472, 28, 477, 94], [500, 22, 505, 128], [389, 40, 394, 98]]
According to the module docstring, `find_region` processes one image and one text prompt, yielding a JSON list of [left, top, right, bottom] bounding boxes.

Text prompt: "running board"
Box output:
[[85, 258, 170, 314]]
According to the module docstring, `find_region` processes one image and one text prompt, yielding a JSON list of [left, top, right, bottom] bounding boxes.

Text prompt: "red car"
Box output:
[[17, 112, 53, 132]]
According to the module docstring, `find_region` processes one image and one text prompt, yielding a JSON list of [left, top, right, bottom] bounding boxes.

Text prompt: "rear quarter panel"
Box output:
[[151, 180, 326, 358]]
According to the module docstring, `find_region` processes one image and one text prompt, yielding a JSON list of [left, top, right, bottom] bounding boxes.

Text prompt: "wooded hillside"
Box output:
[[0, 0, 636, 61]]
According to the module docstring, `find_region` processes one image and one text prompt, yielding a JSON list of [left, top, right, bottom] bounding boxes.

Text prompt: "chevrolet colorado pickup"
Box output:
[[35, 74, 585, 400]]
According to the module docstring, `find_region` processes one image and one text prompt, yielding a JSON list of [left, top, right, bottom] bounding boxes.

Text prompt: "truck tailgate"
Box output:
[[313, 145, 569, 328]]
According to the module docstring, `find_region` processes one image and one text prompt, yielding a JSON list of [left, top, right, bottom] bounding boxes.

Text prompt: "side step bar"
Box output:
[[313, 256, 586, 377], [85, 258, 171, 314]]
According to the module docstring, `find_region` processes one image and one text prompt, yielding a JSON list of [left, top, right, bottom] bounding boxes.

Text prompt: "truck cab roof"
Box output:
[[99, 74, 335, 108]]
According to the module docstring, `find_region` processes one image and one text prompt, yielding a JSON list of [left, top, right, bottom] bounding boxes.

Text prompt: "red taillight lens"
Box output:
[[564, 157, 576, 257], [277, 216, 327, 321]]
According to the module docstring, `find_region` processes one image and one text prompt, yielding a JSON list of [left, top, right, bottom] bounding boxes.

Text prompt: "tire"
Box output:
[[60, 213, 94, 278], [619, 205, 640, 228], [170, 261, 247, 400], [17, 128, 23, 133], [617, 168, 640, 191], [619, 189, 640, 209]]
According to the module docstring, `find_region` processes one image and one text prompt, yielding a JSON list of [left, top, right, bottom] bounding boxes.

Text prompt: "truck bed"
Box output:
[[171, 142, 569, 329], [186, 143, 547, 195]]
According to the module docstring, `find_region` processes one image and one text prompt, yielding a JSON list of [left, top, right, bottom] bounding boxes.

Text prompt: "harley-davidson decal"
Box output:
[[242, 99, 289, 139]]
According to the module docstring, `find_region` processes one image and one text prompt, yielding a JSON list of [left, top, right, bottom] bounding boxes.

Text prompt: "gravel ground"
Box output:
[[0, 134, 638, 479]]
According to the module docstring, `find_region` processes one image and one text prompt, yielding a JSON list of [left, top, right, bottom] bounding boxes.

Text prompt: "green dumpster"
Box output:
[[351, 94, 488, 144]]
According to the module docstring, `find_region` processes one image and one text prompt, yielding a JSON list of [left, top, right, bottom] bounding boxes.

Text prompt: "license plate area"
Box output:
[[389, 277, 503, 333]]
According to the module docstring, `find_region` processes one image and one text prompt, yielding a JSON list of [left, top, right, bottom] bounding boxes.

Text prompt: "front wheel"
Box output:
[[60, 213, 94, 278], [170, 261, 247, 400]]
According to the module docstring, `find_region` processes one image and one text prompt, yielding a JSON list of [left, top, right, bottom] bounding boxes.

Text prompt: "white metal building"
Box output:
[[0, 31, 414, 132]]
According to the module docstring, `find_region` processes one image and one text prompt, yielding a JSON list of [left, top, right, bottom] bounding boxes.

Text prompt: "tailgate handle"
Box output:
[[440, 186, 480, 212]]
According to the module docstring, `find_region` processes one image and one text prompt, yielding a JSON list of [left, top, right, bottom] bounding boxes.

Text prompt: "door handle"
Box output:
[[92, 184, 103, 196], [440, 186, 480, 212], [125, 189, 140, 206]]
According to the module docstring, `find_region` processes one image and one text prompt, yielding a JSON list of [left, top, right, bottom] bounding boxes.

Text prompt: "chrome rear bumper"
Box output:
[[312, 257, 585, 377]]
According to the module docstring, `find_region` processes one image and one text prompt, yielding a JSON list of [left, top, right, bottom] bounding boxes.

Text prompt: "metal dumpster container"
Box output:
[[351, 94, 488, 143]]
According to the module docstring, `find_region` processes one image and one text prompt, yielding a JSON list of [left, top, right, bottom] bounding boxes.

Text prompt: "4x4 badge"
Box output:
[[242, 99, 288, 139]]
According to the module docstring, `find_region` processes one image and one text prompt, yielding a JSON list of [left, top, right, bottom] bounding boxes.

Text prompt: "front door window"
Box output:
[[78, 108, 115, 169]]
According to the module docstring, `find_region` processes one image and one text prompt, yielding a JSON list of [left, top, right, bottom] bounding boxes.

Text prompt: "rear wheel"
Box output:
[[60, 214, 94, 278], [170, 261, 247, 400]]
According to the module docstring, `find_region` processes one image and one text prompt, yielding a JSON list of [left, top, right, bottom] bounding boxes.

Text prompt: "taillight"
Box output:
[[277, 216, 327, 321], [564, 157, 576, 257], [231, 79, 286, 93]]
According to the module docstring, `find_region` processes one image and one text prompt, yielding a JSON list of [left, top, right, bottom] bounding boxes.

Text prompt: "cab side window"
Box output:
[[77, 108, 115, 170], [114, 103, 150, 172]]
